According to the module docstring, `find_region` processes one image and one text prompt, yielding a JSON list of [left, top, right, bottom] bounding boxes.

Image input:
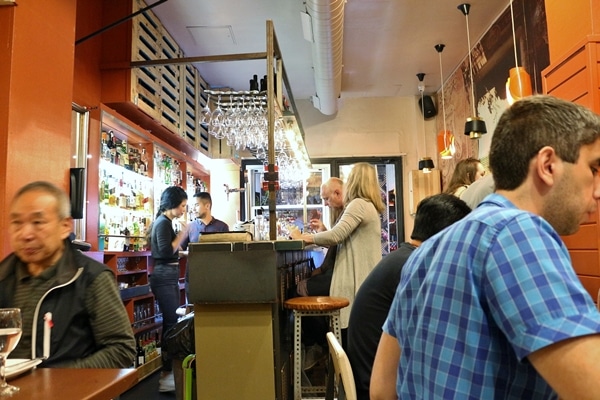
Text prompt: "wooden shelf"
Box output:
[[137, 355, 162, 381]]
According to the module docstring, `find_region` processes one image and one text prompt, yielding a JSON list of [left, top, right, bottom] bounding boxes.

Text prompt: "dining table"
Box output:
[[7, 366, 138, 399]]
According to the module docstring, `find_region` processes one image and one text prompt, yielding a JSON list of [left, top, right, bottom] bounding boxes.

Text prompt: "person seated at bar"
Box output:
[[444, 157, 486, 197], [288, 177, 345, 370], [347, 193, 471, 400], [459, 170, 495, 209], [371, 95, 600, 399], [294, 177, 344, 298], [0, 181, 136, 368], [181, 191, 229, 301]]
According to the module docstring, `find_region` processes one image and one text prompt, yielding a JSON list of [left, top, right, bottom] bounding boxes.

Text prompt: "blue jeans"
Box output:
[[150, 263, 180, 371]]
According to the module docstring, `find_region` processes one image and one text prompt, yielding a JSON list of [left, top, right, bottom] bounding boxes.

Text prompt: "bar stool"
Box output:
[[284, 296, 350, 400]]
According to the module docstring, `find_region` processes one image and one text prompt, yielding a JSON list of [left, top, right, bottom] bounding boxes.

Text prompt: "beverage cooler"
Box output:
[[240, 157, 403, 257], [240, 161, 332, 239]]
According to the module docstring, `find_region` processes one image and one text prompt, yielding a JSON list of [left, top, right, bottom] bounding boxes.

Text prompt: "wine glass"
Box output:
[[0, 308, 22, 396]]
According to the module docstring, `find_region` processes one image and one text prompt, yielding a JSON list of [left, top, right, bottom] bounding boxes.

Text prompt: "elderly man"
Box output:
[[0, 181, 135, 368]]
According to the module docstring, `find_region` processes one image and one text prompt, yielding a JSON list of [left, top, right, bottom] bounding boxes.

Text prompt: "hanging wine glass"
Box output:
[[200, 93, 212, 127], [209, 95, 225, 139]]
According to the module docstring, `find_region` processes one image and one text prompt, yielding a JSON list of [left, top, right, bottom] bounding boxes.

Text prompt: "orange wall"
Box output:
[[545, 0, 600, 61], [0, 1, 77, 255]]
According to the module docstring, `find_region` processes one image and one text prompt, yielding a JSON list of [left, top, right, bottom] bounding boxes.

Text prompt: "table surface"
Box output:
[[8, 367, 138, 400]]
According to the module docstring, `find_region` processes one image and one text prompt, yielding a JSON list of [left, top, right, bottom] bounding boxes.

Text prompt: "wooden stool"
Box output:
[[284, 296, 350, 400]]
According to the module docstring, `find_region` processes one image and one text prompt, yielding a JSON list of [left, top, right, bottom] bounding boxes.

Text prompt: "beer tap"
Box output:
[[224, 184, 245, 201]]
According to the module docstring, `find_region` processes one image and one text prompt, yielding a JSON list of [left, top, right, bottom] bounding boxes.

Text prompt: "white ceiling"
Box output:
[[151, 0, 508, 108]]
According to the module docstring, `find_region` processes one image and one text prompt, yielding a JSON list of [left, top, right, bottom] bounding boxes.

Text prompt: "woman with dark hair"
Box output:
[[149, 185, 190, 393]]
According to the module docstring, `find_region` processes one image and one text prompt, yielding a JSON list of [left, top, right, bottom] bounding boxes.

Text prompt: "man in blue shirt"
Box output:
[[371, 95, 600, 399], [181, 192, 229, 300]]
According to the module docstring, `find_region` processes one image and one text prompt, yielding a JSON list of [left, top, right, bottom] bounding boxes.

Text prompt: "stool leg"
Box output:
[[293, 310, 302, 400]]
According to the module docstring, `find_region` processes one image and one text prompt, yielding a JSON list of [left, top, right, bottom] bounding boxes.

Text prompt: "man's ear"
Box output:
[[60, 216, 74, 240], [535, 146, 559, 186]]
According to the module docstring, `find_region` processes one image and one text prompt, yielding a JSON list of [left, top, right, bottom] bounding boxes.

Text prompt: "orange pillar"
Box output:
[[0, 0, 77, 254]]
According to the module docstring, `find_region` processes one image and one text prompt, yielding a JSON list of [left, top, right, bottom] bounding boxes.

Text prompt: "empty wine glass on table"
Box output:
[[0, 308, 22, 396]]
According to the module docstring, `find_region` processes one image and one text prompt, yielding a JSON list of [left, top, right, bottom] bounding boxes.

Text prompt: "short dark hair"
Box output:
[[194, 191, 212, 206], [410, 194, 471, 242], [490, 95, 600, 190]]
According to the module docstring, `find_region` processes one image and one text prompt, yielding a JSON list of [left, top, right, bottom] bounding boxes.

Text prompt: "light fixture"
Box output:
[[505, 0, 532, 104], [417, 74, 435, 173], [458, 3, 487, 139], [435, 44, 455, 159], [418, 157, 435, 172]]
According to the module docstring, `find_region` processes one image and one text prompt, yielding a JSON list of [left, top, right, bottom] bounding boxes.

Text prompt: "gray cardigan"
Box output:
[[313, 198, 382, 327]]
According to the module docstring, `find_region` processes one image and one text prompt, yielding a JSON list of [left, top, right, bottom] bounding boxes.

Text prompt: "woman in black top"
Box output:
[[149, 186, 190, 392]]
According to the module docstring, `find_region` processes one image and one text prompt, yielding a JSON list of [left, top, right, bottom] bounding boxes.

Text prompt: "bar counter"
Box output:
[[8, 367, 138, 399], [188, 239, 315, 400]]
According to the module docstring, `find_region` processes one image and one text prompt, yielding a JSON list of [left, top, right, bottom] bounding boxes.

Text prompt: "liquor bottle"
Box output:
[[136, 338, 145, 367], [139, 148, 148, 176]]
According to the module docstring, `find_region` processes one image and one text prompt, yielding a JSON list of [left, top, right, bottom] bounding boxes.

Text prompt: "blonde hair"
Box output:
[[343, 162, 385, 213]]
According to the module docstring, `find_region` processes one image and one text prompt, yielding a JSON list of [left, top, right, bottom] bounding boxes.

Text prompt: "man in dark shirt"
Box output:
[[181, 192, 229, 300], [347, 193, 471, 400]]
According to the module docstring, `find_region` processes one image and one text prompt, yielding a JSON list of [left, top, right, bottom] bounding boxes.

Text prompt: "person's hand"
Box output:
[[289, 225, 302, 240], [309, 218, 326, 232], [178, 218, 188, 231]]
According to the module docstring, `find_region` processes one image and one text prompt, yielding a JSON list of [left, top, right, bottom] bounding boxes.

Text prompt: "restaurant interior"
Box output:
[[1, 0, 600, 398]]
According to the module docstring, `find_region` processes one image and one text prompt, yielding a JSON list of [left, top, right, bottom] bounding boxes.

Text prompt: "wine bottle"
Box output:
[[155, 331, 162, 357], [136, 338, 145, 367]]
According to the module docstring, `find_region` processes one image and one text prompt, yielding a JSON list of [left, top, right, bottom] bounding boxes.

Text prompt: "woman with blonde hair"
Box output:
[[291, 162, 384, 336], [444, 157, 486, 197]]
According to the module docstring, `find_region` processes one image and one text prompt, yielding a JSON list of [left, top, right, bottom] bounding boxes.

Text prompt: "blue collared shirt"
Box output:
[[383, 193, 600, 399], [182, 217, 230, 249]]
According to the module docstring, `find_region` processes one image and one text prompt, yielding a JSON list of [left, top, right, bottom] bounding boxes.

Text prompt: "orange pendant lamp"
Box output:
[[435, 43, 455, 159], [506, 0, 532, 104]]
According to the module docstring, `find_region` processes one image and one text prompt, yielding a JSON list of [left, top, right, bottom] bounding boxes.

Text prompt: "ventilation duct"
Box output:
[[305, 0, 345, 115]]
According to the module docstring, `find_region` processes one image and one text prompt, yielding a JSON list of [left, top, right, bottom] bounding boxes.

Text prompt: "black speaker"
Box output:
[[70, 167, 86, 219], [419, 95, 437, 119]]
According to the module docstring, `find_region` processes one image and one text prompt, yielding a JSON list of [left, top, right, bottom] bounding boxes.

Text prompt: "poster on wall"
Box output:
[[439, 0, 549, 182]]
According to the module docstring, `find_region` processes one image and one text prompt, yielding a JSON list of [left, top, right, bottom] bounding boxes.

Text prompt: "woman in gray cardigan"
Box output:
[[291, 162, 385, 328]]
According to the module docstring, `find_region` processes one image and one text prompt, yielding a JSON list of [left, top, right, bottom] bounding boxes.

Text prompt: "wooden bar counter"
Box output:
[[188, 240, 314, 400], [8, 367, 138, 399]]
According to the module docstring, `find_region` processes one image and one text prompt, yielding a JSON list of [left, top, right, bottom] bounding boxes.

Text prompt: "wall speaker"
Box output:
[[419, 95, 437, 119], [70, 167, 86, 219]]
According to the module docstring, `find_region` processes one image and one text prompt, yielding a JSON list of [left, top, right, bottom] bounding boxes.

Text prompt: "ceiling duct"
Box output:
[[305, 0, 345, 115]]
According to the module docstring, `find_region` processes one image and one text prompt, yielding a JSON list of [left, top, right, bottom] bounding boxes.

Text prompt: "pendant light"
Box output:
[[458, 3, 487, 139], [417, 73, 434, 173], [435, 44, 455, 159], [505, 0, 532, 104]]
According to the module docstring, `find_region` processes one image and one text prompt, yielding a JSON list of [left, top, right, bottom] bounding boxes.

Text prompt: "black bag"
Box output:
[[164, 312, 195, 360]]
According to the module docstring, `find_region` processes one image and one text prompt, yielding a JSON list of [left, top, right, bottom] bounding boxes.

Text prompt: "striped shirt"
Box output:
[[383, 194, 600, 399]]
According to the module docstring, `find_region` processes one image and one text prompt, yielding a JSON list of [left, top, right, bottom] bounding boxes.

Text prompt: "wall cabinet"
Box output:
[[543, 36, 600, 301], [101, 0, 210, 156], [87, 107, 208, 378]]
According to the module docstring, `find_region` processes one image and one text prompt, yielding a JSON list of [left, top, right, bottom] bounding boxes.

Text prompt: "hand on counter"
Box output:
[[289, 225, 315, 244]]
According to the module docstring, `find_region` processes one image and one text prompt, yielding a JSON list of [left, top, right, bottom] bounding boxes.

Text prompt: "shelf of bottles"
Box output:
[[99, 129, 154, 252], [152, 147, 185, 232]]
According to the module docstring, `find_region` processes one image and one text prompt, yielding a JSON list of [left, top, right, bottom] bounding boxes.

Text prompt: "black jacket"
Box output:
[[0, 241, 135, 367]]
